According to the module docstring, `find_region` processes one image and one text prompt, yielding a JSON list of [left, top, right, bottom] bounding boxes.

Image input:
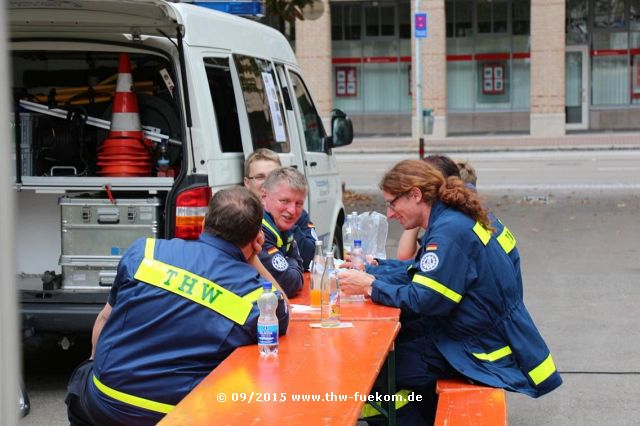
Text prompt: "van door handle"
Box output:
[[309, 161, 317, 167]]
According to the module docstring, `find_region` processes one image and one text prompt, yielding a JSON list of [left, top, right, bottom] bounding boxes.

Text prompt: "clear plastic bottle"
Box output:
[[257, 281, 279, 356], [350, 239, 365, 271], [320, 253, 340, 327], [350, 211, 359, 242], [310, 240, 324, 308], [342, 213, 354, 258]]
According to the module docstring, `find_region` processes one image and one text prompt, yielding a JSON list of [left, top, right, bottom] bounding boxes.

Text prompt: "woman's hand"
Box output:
[[337, 269, 374, 296]]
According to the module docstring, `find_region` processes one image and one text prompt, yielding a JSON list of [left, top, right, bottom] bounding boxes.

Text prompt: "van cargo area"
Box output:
[[11, 0, 353, 343], [13, 49, 183, 335]]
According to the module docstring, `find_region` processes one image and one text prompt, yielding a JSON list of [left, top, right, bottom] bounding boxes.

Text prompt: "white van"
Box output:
[[9, 0, 352, 342]]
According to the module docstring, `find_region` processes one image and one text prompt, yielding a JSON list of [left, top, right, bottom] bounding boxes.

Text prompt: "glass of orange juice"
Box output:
[[310, 288, 321, 308]]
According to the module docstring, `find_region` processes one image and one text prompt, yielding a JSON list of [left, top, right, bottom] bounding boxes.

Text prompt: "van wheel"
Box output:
[[332, 225, 343, 260]]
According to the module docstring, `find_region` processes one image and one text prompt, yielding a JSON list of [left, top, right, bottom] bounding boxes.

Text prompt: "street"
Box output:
[[21, 150, 640, 425], [337, 150, 640, 191]]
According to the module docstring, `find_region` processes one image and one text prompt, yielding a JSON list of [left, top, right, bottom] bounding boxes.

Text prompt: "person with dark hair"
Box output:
[[65, 187, 289, 426], [244, 148, 318, 271], [338, 160, 561, 424], [258, 167, 307, 297]]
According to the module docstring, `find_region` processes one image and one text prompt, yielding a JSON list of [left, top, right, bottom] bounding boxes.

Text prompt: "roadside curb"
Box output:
[[335, 144, 640, 155]]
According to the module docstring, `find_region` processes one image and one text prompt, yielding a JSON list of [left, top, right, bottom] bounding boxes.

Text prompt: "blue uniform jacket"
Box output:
[[369, 213, 521, 291], [371, 201, 562, 398], [292, 209, 318, 271], [259, 212, 304, 297], [90, 234, 289, 424]]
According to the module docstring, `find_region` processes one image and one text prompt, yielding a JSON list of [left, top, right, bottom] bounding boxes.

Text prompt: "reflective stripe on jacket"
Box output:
[[91, 234, 289, 423]]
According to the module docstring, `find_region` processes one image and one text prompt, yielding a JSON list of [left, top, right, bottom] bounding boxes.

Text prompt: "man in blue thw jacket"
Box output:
[[65, 187, 289, 426], [258, 167, 306, 298]]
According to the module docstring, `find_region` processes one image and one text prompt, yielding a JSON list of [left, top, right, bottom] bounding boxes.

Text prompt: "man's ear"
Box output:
[[243, 177, 250, 188]]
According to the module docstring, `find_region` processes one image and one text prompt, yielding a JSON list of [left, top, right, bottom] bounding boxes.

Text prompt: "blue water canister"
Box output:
[[257, 281, 279, 356]]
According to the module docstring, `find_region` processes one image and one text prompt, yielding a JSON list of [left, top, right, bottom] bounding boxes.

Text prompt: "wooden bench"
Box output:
[[434, 379, 508, 425]]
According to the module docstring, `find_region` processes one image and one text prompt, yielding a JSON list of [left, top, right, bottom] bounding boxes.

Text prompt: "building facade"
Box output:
[[296, 0, 640, 137]]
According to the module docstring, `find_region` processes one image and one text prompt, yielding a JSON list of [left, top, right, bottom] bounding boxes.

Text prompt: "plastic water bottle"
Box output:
[[350, 212, 359, 241], [342, 213, 354, 258], [257, 281, 279, 356], [350, 239, 365, 271], [310, 240, 324, 308], [321, 253, 340, 327]]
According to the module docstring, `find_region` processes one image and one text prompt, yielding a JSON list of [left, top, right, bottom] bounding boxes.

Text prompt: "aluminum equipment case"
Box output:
[[60, 197, 162, 290]]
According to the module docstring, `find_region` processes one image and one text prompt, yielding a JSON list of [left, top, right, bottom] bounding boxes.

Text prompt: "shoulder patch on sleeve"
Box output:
[[271, 253, 288, 271], [419, 252, 439, 272]]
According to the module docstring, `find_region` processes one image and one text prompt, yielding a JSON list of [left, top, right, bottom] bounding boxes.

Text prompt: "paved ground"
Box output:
[[344, 188, 640, 425], [21, 187, 640, 425]]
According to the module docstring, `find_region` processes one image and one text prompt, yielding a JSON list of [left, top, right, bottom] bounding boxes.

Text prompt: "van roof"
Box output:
[[9, 0, 297, 65], [174, 3, 297, 65]]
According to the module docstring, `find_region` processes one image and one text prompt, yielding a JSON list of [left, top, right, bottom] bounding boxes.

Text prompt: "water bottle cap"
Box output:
[[261, 281, 272, 290], [354, 239, 361, 246]]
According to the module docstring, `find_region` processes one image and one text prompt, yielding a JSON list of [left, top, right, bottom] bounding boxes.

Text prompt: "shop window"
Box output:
[[365, 5, 396, 37], [512, 0, 530, 35], [594, 0, 625, 29], [365, 7, 379, 37], [345, 5, 362, 40], [592, 32, 629, 105], [447, 0, 473, 37], [566, 0, 588, 44], [332, 5, 343, 40], [233, 55, 290, 153], [631, 0, 640, 30], [332, 4, 362, 41], [446, 0, 530, 112], [332, 2, 411, 117], [477, 0, 508, 34], [204, 57, 242, 153], [399, 2, 411, 38]]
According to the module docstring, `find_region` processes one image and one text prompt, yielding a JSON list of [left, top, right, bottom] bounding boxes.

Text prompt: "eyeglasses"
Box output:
[[246, 174, 267, 181], [384, 191, 409, 211]]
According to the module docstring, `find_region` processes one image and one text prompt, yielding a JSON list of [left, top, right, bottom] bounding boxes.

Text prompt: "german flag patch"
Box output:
[[308, 222, 315, 228], [267, 247, 279, 255], [426, 243, 438, 251]]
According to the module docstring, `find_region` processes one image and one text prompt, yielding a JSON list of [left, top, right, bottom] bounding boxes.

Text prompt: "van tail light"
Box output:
[[175, 186, 212, 240]]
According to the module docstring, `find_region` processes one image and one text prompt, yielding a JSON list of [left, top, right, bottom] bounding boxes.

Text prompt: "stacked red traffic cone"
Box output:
[[97, 53, 152, 177]]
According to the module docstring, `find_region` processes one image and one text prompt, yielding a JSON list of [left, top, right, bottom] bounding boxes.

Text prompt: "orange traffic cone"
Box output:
[[97, 53, 152, 177]]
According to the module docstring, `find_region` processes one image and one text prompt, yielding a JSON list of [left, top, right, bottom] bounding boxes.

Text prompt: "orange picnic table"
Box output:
[[290, 273, 401, 322], [158, 320, 401, 426]]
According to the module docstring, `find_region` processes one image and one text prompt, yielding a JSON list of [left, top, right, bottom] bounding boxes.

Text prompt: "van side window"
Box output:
[[203, 57, 242, 153], [233, 55, 290, 153], [288, 72, 327, 153]]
